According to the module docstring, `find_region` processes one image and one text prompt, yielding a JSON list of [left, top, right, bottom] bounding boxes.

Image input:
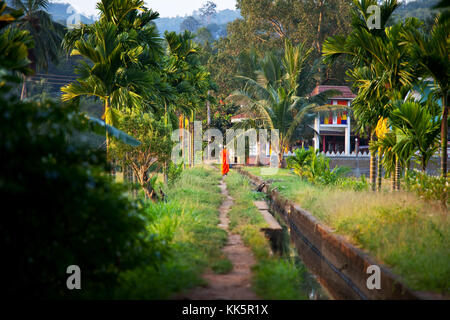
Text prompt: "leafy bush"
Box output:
[[167, 161, 184, 185], [405, 169, 449, 206], [338, 174, 370, 191], [287, 148, 350, 186], [0, 94, 168, 298]]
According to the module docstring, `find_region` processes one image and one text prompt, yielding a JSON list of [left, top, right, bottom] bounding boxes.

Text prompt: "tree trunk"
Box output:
[[377, 151, 382, 192], [441, 94, 448, 178], [190, 110, 194, 167], [391, 170, 396, 192], [278, 153, 283, 168], [395, 157, 401, 191], [316, 0, 324, 54], [104, 98, 111, 161], [163, 102, 168, 184], [206, 93, 211, 161], [20, 75, 27, 100], [370, 133, 376, 191], [256, 135, 260, 166]]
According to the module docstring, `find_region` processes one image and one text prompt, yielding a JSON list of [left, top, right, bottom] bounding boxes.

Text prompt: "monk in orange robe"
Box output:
[[221, 148, 230, 176]]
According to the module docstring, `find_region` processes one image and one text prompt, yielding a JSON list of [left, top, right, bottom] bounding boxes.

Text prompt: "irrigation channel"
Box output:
[[236, 167, 441, 300], [250, 182, 330, 300]]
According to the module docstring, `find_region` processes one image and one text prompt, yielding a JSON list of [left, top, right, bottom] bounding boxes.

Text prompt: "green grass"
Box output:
[[114, 166, 232, 299], [211, 257, 234, 274], [244, 167, 450, 294], [225, 171, 309, 300]]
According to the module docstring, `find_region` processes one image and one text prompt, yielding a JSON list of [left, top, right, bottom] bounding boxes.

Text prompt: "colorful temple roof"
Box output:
[[311, 85, 356, 100]]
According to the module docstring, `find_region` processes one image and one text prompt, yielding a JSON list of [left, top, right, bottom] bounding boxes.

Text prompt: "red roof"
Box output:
[[311, 85, 356, 99], [231, 113, 249, 120]]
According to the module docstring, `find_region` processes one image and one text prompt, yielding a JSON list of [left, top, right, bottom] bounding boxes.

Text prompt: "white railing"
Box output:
[[283, 150, 371, 158]]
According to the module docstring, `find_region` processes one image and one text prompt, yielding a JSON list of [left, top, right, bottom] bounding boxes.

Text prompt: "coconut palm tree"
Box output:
[[228, 40, 339, 167], [401, 14, 450, 177], [11, 0, 65, 99]]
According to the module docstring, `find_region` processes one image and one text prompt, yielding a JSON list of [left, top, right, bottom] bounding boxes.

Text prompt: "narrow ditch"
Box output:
[[251, 189, 330, 300]]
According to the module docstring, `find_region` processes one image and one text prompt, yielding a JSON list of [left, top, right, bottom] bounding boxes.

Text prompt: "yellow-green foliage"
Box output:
[[245, 167, 450, 294]]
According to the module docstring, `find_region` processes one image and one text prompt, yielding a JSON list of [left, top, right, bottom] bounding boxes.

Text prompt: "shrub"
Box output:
[[0, 94, 168, 298], [405, 169, 449, 206], [287, 148, 350, 186], [338, 174, 370, 191], [167, 161, 184, 185]]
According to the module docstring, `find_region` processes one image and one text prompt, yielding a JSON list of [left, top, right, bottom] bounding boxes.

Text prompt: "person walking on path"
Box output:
[[221, 148, 230, 176]]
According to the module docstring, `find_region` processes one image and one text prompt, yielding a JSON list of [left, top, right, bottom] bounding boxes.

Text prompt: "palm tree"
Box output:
[[391, 101, 441, 172], [0, 0, 33, 80], [228, 40, 338, 167], [61, 1, 165, 154], [323, 0, 419, 190], [402, 15, 450, 177], [161, 30, 215, 169], [323, 0, 399, 190], [11, 0, 65, 99]]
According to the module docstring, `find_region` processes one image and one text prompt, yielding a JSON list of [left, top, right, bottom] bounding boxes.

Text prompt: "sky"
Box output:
[[52, 0, 238, 18]]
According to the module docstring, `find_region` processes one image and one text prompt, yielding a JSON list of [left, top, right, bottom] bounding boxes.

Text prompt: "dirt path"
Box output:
[[177, 177, 259, 300]]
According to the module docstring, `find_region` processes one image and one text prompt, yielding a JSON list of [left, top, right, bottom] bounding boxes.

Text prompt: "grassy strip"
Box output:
[[225, 171, 309, 300], [244, 167, 450, 294], [114, 166, 231, 299]]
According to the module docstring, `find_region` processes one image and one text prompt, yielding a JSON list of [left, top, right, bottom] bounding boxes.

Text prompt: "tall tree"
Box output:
[[323, 0, 403, 190], [199, 1, 217, 25], [61, 0, 166, 157], [11, 0, 65, 98], [0, 0, 33, 84], [402, 14, 449, 177], [207, 0, 353, 97], [228, 40, 338, 166]]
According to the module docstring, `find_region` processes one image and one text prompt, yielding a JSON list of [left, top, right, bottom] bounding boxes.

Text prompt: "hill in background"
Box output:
[[138, 8, 241, 41], [40, 1, 241, 39], [393, 0, 440, 21], [47, 2, 96, 25], [39, 1, 439, 39]]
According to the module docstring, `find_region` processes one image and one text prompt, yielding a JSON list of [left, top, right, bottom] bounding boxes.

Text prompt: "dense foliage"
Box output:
[[287, 148, 356, 187], [405, 169, 449, 206], [0, 1, 168, 298], [0, 93, 167, 298]]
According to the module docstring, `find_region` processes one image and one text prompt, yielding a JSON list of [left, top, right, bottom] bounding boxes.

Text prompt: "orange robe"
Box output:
[[221, 148, 230, 176]]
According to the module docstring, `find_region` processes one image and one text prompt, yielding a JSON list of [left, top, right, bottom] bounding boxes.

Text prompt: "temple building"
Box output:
[[311, 85, 356, 155], [229, 85, 358, 164]]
